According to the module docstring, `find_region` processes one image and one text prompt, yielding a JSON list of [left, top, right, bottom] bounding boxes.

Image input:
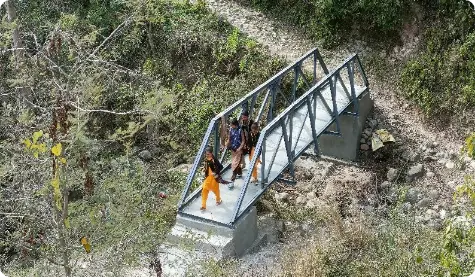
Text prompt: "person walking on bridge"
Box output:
[[248, 122, 261, 183], [227, 118, 245, 181], [200, 146, 223, 211], [239, 111, 254, 168]]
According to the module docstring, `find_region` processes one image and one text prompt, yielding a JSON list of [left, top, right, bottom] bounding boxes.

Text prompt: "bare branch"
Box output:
[[89, 17, 133, 58], [0, 47, 31, 55], [38, 51, 68, 77], [85, 58, 140, 76], [0, 212, 27, 218], [67, 101, 150, 115], [46, 256, 65, 267]]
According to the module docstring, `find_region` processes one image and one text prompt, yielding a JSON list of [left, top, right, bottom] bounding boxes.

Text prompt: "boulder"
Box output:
[[428, 189, 440, 201], [445, 161, 455, 169], [406, 163, 424, 181], [306, 191, 317, 200], [138, 150, 152, 162], [380, 181, 391, 191], [168, 163, 194, 174], [416, 198, 431, 209], [387, 168, 398, 182], [275, 192, 289, 202], [296, 195, 307, 205], [405, 188, 420, 204], [360, 144, 370, 151]]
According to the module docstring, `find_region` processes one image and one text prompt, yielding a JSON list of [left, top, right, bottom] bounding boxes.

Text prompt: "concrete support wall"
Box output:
[[168, 207, 258, 258], [318, 90, 373, 161]]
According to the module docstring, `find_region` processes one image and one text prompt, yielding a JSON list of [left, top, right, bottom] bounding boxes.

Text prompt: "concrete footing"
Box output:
[[160, 207, 260, 276], [319, 90, 373, 161]]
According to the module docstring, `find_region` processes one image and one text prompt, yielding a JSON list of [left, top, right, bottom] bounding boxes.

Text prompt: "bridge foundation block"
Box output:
[[319, 90, 373, 161], [166, 207, 258, 259]]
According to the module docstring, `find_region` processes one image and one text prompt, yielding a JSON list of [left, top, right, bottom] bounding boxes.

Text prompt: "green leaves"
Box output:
[[464, 133, 475, 158], [24, 131, 47, 158], [51, 143, 62, 157], [400, 4, 475, 116]]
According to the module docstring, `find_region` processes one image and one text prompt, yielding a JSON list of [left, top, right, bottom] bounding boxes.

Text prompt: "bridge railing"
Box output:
[[231, 53, 369, 223], [178, 48, 329, 211]]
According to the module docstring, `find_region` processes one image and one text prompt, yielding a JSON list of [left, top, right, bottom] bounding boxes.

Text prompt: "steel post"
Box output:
[[348, 61, 359, 115]]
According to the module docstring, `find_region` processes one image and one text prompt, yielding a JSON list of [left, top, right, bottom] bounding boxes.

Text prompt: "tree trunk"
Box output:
[[58, 189, 71, 277], [5, 0, 23, 51]]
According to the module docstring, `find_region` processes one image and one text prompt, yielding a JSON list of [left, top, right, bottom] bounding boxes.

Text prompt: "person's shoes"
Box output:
[[231, 173, 236, 181], [216, 200, 222, 206], [228, 182, 235, 190], [251, 178, 257, 183], [200, 207, 206, 211]]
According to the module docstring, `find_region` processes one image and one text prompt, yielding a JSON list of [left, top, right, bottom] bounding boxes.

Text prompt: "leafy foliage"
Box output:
[[0, 0, 283, 274], [240, 0, 411, 46], [400, 1, 475, 116], [464, 133, 475, 158]]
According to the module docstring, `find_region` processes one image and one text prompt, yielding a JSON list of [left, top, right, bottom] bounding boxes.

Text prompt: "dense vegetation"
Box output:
[[1, 0, 474, 276], [243, 0, 414, 46], [0, 0, 282, 275], [241, 0, 475, 117], [401, 1, 475, 116]]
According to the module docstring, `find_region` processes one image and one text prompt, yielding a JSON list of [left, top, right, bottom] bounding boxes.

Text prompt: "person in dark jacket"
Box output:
[[239, 111, 254, 163], [226, 118, 245, 181]]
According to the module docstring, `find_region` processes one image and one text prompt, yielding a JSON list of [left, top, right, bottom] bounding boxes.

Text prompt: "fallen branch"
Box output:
[[0, 212, 26, 219], [67, 102, 150, 115]]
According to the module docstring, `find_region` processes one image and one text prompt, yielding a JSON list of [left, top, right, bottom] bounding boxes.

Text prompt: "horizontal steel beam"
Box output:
[[214, 48, 324, 119]]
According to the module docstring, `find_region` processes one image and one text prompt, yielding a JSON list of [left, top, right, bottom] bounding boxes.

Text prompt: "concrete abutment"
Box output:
[[319, 89, 373, 161]]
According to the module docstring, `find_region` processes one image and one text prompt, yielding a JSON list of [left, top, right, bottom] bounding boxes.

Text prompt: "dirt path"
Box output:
[[202, 0, 353, 68]]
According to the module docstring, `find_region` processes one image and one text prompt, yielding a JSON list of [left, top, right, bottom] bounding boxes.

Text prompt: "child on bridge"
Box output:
[[248, 122, 261, 183], [200, 146, 223, 211]]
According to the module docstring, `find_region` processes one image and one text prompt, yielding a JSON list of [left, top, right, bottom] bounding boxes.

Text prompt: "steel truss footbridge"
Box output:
[[177, 48, 369, 228]]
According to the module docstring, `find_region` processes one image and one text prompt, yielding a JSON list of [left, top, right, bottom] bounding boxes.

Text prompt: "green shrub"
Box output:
[[465, 134, 475, 158], [242, 0, 411, 46], [401, 32, 475, 116]]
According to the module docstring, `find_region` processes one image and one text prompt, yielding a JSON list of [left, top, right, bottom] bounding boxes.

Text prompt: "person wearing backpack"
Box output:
[[227, 118, 246, 181], [200, 146, 224, 211]]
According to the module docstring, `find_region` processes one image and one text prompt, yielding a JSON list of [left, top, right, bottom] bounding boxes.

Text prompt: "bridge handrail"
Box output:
[[177, 48, 329, 210], [231, 53, 368, 223]]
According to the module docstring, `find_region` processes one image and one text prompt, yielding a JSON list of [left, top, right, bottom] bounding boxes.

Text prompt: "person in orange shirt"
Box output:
[[200, 146, 223, 210], [247, 122, 261, 183]]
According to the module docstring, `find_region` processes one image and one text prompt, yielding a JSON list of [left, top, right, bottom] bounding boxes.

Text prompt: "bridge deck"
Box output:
[[181, 82, 367, 225]]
